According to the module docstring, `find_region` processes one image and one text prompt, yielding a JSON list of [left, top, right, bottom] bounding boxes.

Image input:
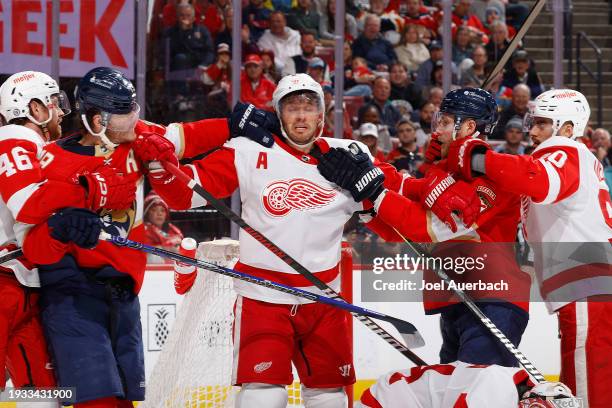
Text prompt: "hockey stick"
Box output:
[[0, 248, 23, 264], [162, 161, 428, 365], [392, 228, 546, 383], [101, 232, 425, 349], [481, 0, 546, 90]]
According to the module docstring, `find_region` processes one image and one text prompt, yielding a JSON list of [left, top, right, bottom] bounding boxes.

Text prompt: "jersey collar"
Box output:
[[273, 135, 332, 165]]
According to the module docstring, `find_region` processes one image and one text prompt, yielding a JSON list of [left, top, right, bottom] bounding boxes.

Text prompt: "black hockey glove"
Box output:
[[317, 144, 385, 202], [48, 208, 102, 249], [228, 102, 279, 148]]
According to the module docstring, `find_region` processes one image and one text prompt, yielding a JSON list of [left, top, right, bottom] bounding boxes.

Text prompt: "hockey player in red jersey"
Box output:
[[317, 88, 531, 367], [18, 67, 278, 407], [445, 88, 612, 408], [0, 71, 136, 402], [163, 73, 481, 408]]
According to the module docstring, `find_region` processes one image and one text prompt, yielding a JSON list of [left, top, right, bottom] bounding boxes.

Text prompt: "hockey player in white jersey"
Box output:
[[444, 88, 612, 408], [359, 362, 582, 408], [162, 73, 480, 408]]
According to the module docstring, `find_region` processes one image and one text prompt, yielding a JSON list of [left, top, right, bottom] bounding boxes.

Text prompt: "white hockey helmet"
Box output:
[[272, 74, 325, 147], [524, 89, 590, 138], [519, 382, 582, 407], [0, 71, 70, 126]]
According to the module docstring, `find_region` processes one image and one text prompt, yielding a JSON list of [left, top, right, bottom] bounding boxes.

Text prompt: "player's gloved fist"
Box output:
[[47, 208, 102, 249], [446, 137, 491, 181], [424, 133, 443, 163], [79, 166, 136, 211], [317, 144, 385, 202], [132, 132, 179, 184], [421, 171, 481, 233], [229, 102, 279, 148]]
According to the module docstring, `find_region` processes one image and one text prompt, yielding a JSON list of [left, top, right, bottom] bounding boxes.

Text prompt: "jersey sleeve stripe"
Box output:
[[164, 123, 186, 159], [185, 164, 207, 208], [7, 181, 45, 220], [537, 158, 561, 205], [0, 126, 44, 152]]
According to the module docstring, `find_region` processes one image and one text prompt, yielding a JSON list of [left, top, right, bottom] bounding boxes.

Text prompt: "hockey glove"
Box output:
[[228, 102, 279, 148], [132, 132, 179, 184], [79, 166, 136, 211], [446, 137, 491, 181], [47, 208, 102, 249], [317, 144, 385, 202], [424, 133, 443, 163], [421, 170, 481, 233]]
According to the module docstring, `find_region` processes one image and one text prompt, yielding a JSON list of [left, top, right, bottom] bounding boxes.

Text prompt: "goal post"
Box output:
[[142, 239, 354, 407]]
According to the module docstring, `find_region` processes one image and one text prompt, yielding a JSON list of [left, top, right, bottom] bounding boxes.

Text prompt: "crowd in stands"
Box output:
[[147, 0, 611, 187]]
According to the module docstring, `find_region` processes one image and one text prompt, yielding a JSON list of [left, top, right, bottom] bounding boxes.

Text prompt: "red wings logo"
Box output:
[[262, 178, 337, 217]]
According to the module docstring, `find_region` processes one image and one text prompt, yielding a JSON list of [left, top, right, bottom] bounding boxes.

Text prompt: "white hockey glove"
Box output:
[[519, 382, 583, 408]]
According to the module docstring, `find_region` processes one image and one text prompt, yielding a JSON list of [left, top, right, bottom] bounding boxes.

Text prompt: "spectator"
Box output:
[[357, 103, 393, 155], [357, 122, 387, 161], [471, 0, 505, 24], [415, 40, 457, 88], [494, 117, 526, 155], [591, 128, 612, 167], [370, 76, 403, 139], [163, 0, 204, 29], [492, 83, 530, 140], [414, 101, 435, 134], [452, 25, 474, 66], [389, 62, 425, 110], [482, 2, 515, 39], [403, 0, 438, 34], [201, 42, 231, 88], [282, 32, 329, 80], [260, 49, 281, 83], [386, 119, 423, 174], [452, 0, 486, 40], [144, 192, 184, 263], [485, 20, 510, 65], [165, 4, 215, 71], [351, 14, 398, 71], [199, 0, 227, 39], [216, 7, 261, 57], [243, 0, 271, 42], [501, 50, 544, 98], [257, 12, 302, 73], [359, 0, 405, 46], [426, 86, 443, 108], [460, 44, 488, 86], [287, 0, 320, 38], [323, 98, 353, 139], [307, 57, 328, 85], [240, 54, 276, 111], [394, 24, 430, 73], [342, 55, 375, 97], [320, 0, 359, 45]]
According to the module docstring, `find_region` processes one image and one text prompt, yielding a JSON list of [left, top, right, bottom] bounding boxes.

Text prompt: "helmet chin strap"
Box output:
[[26, 106, 53, 141], [81, 113, 118, 150]]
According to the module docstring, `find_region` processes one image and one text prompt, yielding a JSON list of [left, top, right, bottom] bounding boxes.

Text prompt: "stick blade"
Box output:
[[391, 318, 426, 348]]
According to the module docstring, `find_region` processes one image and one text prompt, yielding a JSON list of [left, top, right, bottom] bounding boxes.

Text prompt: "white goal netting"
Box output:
[[142, 239, 304, 407]]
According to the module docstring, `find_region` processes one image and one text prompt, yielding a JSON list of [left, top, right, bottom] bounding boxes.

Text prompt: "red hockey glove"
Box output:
[[79, 166, 136, 211], [424, 133, 443, 163], [446, 137, 491, 181], [420, 170, 481, 232], [132, 132, 179, 184]]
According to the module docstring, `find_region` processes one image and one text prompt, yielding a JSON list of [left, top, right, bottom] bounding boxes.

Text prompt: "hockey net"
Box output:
[[144, 239, 354, 407]]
